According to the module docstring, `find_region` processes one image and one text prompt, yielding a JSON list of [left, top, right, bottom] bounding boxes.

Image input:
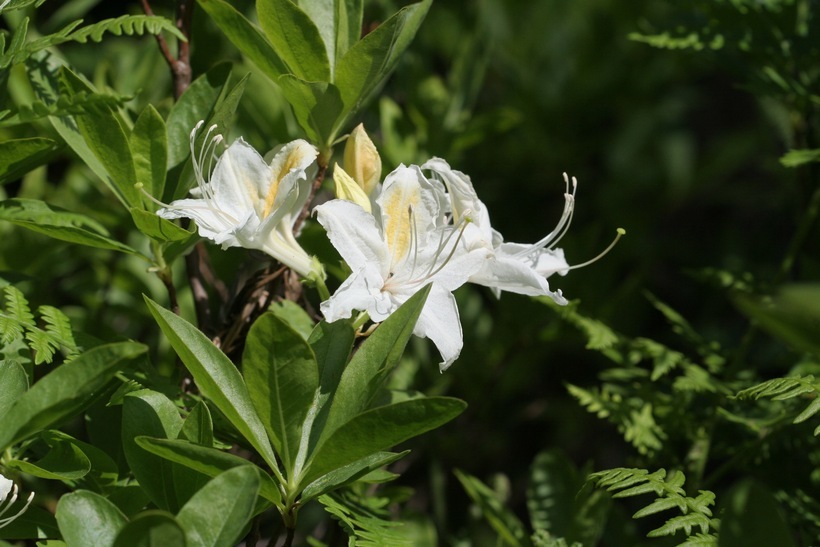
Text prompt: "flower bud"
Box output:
[[343, 124, 381, 197], [332, 164, 372, 213]]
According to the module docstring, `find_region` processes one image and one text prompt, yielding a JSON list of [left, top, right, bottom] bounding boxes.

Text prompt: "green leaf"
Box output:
[[0, 137, 60, 185], [180, 401, 214, 447], [335, 0, 431, 113], [303, 396, 466, 486], [165, 63, 231, 170], [130, 105, 168, 199], [294, 0, 363, 76], [196, 0, 287, 82], [130, 208, 195, 243], [243, 312, 318, 476], [257, 0, 330, 81], [56, 491, 128, 547], [135, 437, 282, 507], [734, 284, 820, 356], [7, 432, 91, 480], [144, 297, 278, 471], [0, 341, 146, 450], [319, 285, 429, 442], [268, 300, 316, 340], [0, 199, 144, 256], [112, 511, 186, 547], [779, 148, 820, 168], [123, 389, 206, 512], [301, 450, 407, 502], [278, 76, 344, 148], [0, 360, 28, 417], [455, 469, 530, 546], [177, 466, 260, 547], [59, 68, 139, 207]]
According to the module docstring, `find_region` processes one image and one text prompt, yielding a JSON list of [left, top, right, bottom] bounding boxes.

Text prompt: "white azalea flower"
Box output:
[[423, 158, 573, 303], [316, 165, 489, 371], [154, 122, 324, 281], [0, 474, 34, 529]]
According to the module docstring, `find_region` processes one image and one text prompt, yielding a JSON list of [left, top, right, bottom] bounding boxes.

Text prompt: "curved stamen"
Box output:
[[0, 485, 33, 528], [567, 228, 626, 270], [135, 183, 240, 226], [405, 211, 472, 287], [513, 173, 577, 259]]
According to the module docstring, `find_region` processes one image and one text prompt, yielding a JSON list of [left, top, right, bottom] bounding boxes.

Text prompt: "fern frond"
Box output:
[[589, 468, 718, 542], [1, 15, 186, 68], [0, 314, 24, 344], [735, 375, 820, 433], [0, 91, 130, 127], [678, 532, 718, 546], [319, 492, 412, 546], [24, 328, 58, 365], [0, 0, 48, 13], [628, 31, 724, 51], [40, 305, 78, 356], [4, 285, 35, 328], [530, 530, 582, 547]]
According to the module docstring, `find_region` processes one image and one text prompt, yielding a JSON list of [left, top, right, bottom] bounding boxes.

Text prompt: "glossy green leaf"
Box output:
[[268, 300, 316, 341], [257, 0, 330, 81], [122, 389, 208, 512], [129, 208, 194, 243], [177, 466, 260, 547], [196, 0, 287, 82], [165, 63, 231, 169], [112, 512, 186, 547], [0, 341, 146, 451], [59, 68, 139, 207], [180, 401, 214, 447], [319, 285, 429, 441], [0, 199, 144, 256], [243, 312, 318, 475], [335, 0, 431, 113], [301, 450, 407, 502], [56, 491, 127, 547], [278, 76, 344, 148], [130, 105, 168, 199], [0, 360, 28, 417], [303, 320, 354, 454], [303, 396, 466, 486], [0, 137, 60, 185], [144, 297, 278, 470], [135, 437, 282, 507], [7, 432, 91, 480], [295, 0, 363, 75]]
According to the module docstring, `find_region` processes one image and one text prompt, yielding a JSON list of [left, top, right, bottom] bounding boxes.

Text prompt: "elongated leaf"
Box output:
[[59, 68, 139, 207], [112, 512, 186, 547], [180, 401, 214, 447], [165, 63, 231, 169], [56, 491, 128, 547], [268, 300, 315, 340], [130, 105, 168, 199], [0, 360, 28, 417], [123, 389, 206, 512], [257, 0, 330, 81], [144, 297, 278, 470], [177, 466, 260, 547], [136, 437, 282, 507], [0, 199, 143, 256], [8, 433, 91, 480], [243, 312, 318, 476], [0, 341, 146, 450], [0, 137, 60, 185], [455, 469, 530, 546], [295, 0, 363, 75], [130, 208, 194, 243], [196, 0, 287, 82], [319, 285, 430, 441], [335, 0, 431, 112], [301, 450, 407, 502], [734, 284, 820, 356], [303, 396, 465, 486], [278, 76, 344, 147]]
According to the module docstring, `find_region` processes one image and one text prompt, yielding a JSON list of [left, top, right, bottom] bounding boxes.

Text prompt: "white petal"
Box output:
[[320, 264, 390, 322], [209, 138, 270, 220], [411, 284, 464, 371], [315, 200, 389, 273]]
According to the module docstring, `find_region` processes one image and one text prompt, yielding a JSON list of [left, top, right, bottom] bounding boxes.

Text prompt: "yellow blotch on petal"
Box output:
[[263, 141, 316, 218], [381, 178, 420, 268]]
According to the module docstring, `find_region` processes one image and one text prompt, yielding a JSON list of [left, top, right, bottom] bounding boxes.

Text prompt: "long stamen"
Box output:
[[0, 490, 34, 526], [135, 183, 240, 225], [416, 215, 472, 282], [514, 173, 577, 258], [408, 205, 420, 278], [567, 228, 626, 270]]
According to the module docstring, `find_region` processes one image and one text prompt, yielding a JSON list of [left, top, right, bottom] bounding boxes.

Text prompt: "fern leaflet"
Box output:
[[318, 491, 412, 546], [735, 375, 820, 434]]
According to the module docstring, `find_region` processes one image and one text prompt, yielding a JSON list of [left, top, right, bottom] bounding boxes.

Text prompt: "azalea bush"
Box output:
[[1, 0, 819, 546]]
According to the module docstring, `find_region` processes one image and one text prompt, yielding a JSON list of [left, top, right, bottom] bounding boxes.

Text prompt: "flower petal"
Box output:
[[320, 264, 391, 322], [315, 200, 389, 273], [209, 138, 271, 220], [411, 283, 464, 371]]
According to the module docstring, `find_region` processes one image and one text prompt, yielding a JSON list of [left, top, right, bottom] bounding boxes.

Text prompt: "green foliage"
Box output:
[[735, 375, 820, 435], [0, 285, 80, 365], [317, 490, 413, 546], [589, 468, 719, 542]]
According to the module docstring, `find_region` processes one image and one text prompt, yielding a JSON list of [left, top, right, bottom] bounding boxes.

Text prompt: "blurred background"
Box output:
[[3, 0, 816, 543]]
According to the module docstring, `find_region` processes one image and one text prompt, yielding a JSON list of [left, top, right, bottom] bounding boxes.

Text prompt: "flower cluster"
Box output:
[[154, 123, 616, 370], [0, 474, 33, 529]]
